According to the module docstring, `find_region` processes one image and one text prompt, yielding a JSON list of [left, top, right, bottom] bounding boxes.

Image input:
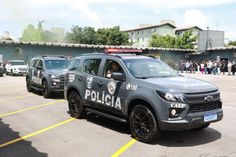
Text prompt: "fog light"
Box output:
[[53, 82, 57, 86], [171, 109, 177, 116]]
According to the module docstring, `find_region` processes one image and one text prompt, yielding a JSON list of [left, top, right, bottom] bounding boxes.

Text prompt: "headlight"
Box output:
[[165, 93, 176, 101], [50, 74, 58, 79], [156, 91, 185, 102]]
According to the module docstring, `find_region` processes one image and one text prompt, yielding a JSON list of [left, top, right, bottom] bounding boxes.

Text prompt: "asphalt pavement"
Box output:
[[0, 74, 235, 157]]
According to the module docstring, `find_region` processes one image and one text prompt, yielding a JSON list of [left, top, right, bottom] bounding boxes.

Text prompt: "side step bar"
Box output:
[[85, 108, 127, 123]]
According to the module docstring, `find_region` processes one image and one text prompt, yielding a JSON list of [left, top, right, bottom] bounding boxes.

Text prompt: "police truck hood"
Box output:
[[142, 76, 217, 93]]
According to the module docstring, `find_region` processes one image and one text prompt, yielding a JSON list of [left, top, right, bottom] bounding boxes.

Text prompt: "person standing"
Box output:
[[231, 62, 235, 76], [228, 61, 232, 76], [200, 62, 205, 74]]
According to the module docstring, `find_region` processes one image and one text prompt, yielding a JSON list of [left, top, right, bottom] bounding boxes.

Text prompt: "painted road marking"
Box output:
[[0, 95, 32, 103], [0, 118, 75, 148], [111, 139, 137, 157], [0, 100, 65, 118]]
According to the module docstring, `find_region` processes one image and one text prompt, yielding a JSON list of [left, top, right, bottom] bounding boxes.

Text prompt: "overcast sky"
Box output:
[[1, 0, 236, 41]]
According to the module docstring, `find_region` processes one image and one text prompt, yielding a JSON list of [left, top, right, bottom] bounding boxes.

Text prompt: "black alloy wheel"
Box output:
[[42, 81, 51, 98], [129, 105, 161, 143], [68, 91, 86, 119], [26, 77, 33, 92]]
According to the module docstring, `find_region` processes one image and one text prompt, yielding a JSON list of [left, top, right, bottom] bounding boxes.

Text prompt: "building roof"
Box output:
[[0, 40, 194, 52], [175, 26, 202, 32], [123, 23, 176, 32], [207, 46, 236, 51]]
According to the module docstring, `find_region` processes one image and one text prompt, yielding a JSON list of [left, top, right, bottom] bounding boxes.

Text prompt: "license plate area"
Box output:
[[204, 113, 217, 122]]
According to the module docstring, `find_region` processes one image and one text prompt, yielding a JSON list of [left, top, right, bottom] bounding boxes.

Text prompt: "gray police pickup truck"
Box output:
[[26, 55, 69, 98], [64, 54, 223, 143]]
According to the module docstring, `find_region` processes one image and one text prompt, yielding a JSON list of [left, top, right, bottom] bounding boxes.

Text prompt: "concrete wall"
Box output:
[[0, 43, 102, 64], [190, 50, 236, 62], [0, 43, 190, 66]]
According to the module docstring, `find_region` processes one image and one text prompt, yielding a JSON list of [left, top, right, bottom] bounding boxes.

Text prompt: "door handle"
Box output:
[[98, 81, 103, 87]]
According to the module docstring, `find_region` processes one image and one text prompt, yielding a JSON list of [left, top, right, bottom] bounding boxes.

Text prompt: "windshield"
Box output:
[[45, 60, 69, 70], [11, 61, 25, 65], [123, 58, 178, 78]]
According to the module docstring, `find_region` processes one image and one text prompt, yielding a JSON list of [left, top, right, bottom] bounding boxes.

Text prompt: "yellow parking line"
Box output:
[[0, 100, 65, 118], [111, 139, 137, 157], [0, 95, 32, 103], [0, 118, 75, 148]]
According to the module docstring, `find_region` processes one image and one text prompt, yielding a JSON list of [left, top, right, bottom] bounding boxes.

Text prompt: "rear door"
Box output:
[[78, 58, 103, 107], [32, 59, 44, 87]]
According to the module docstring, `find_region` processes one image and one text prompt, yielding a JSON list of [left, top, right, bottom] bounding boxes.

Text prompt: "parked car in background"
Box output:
[[5, 60, 28, 76], [26, 55, 69, 98]]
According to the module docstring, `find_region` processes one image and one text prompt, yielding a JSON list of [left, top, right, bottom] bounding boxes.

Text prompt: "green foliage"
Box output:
[[65, 26, 96, 44], [228, 40, 236, 46], [21, 24, 39, 42], [66, 26, 129, 45], [21, 22, 62, 42], [149, 31, 197, 49]]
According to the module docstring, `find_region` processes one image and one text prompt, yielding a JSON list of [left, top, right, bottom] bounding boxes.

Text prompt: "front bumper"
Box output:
[[12, 70, 27, 75], [159, 109, 223, 131], [48, 77, 65, 93]]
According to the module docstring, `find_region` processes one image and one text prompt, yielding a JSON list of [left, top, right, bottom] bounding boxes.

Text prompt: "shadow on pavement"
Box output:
[[84, 114, 221, 146], [32, 90, 65, 99], [0, 118, 47, 157], [86, 113, 131, 134], [154, 127, 221, 146]]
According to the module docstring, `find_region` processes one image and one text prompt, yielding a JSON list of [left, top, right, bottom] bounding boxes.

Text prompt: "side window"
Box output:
[[103, 60, 123, 78], [36, 60, 43, 68], [29, 59, 38, 68], [83, 59, 101, 75], [68, 59, 80, 71]]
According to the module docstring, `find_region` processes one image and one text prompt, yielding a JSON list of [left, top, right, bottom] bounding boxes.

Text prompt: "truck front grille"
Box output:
[[189, 101, 222, 113], [59, 75, 65, 87]]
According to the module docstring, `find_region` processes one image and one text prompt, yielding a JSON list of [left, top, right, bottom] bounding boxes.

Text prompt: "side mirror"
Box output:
[[36, 66, 42, 70], [111, 72, 125, 81]]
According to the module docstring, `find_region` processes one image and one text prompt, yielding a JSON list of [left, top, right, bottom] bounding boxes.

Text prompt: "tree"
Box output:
[[65, 25, 129, 45], [149, 31, 197, 49], [65, 26, 96, 44], [21, 24, 38, 42], [228, 40, 236, 46], [21, 22, 63, 42], [149, 34, 176, 48], [175, 31, 197, 49], [96, 26, 129, 45]]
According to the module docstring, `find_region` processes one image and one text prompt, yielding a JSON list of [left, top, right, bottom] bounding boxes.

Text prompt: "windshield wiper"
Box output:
[[135, 76, 149, 79]]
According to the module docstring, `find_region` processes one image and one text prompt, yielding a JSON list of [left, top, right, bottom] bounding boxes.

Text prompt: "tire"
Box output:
[[42, 81, 51, 98], [68, 91, 86, 119], [10, 69, 14, 76], [129, 105, 161, 143], [26, 77, 33, 92], [196, 123, 210, 130]]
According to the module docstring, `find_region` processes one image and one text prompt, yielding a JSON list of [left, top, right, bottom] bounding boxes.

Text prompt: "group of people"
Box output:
[[177, 60, 236, 75]]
